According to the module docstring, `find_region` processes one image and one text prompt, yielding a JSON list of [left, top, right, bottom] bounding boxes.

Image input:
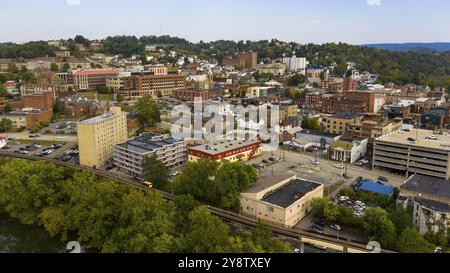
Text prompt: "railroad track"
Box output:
[[0, 151, 395, 253]]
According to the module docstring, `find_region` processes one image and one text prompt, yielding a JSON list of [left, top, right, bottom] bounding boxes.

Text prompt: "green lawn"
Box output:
[[77, 91, 113, 101]]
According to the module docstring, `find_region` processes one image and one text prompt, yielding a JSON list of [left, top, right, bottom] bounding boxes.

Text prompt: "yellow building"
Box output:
[[240, 174, 324, 228], [323, 113, 363, 136], [77, 107, 128, 168], [257, 63, 286, 76]]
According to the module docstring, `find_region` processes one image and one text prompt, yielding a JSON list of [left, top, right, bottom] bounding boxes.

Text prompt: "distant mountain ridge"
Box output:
[[362, 43, 450, 52]]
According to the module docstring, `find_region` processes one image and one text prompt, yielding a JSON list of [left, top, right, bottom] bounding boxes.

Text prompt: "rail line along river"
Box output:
[[0, 214, 66, 253]]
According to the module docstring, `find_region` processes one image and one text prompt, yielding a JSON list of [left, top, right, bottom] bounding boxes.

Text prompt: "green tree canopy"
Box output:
[[397, 228, 436, 253], [136, 95, 161, 129], [141, 155, 170, 188], [360, 207, 397, 248], [171, 159, 257, 212]]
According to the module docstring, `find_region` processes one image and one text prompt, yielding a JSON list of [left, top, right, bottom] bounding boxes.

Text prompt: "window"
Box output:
[[267, 207, 274, 213]]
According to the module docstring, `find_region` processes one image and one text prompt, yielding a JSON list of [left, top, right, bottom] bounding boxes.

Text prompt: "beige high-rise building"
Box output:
[[77, 107, 128, 168]]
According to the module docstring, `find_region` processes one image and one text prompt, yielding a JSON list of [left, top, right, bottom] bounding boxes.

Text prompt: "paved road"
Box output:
[[1, 133, 77, 143]]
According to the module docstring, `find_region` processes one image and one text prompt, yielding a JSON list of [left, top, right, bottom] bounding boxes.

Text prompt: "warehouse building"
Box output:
[[240, 174, 324, 227]]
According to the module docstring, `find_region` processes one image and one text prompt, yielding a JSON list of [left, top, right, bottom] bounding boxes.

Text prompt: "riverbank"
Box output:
[[0, 214, 66, 253]]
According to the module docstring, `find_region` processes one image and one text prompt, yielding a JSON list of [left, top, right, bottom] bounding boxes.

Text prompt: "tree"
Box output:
[[0, 118, 12, 132], [3, 103, 12, 113], [181, 206, 231, 253], [251, 222, 291, 253], [172, 159, 257, 212], [397, 228, 436, 253], [141, 155, 170, 188], [337, 206, 358, 226], [424, 232, 448, 247], [288, 74, 306, 86], [101, 190, 176, 253], [116, 94, 124, 103], [301, 116, 324, 131], [311, 198, 331, 217], [311, 198, 339, 223], [360, 207, 397, 248], [63, 63, 71, 72], [136, 95, 161, 128], [388, 206, 413, 235], [50, 63, 59, 72]]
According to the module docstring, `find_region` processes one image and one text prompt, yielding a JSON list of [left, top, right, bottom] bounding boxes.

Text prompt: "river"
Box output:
[[0, 214, 67, 253]]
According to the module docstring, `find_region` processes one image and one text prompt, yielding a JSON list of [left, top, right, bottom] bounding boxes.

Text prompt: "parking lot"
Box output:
[[246, 149, 405, 189], [41, 121, 78, 135], [2, 138, 79, 164]]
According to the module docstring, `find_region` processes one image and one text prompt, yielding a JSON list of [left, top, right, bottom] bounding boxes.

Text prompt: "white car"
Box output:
[[339, 196, 349, 202], [330, 224, 342, 231], [334, 164, 344, 169], [309, 160, 319, 165]]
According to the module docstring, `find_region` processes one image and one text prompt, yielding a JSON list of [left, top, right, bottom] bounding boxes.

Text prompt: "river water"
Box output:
[[0, 214, 67, 253]]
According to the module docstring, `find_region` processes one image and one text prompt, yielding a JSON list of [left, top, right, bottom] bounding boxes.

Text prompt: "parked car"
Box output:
[[311, 224, 325, 234], [378, 176, 389, 182], [1, 145, 10, 150], [330, 224, 342, 231], [61, 155, 73, 162], [269, 156, 279, 162], [333, 164, 344, 169], [262, 159, 270, 164], [309, 160, 319, 165]]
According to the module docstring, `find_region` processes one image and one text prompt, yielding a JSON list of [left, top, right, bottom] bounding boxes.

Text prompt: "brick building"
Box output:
[[223, 52, 257, 70], [71, 69, 120, 90], [120, 73, 187, 100], [0, 109, 53, 129]]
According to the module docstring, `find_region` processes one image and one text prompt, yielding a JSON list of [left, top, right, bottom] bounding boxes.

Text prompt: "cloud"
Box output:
[[66, 0, 81, 6], [311, 19, 321, 24], [366, 0, 382, 6]]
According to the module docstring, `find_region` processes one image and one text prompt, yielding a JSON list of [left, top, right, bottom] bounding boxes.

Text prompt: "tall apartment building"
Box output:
[[120, 73, 187, 100], [223, 52, 257, 70], [113, 133, 187, 179], [77, 107, 128, 168], [282, 56, 308, 74], [373, 130, 450, 179], [71, 69, 120, 90]]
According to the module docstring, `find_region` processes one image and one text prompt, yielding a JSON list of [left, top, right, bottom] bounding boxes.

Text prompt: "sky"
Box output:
[[0, 0, 449, 44]]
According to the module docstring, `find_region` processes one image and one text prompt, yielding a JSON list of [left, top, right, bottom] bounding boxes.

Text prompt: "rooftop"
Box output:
[[117, 134, 184, 155], [73, 69, 119, 76], [415, 198, 450, 213], [79, 107, 122, 125], [401, 174, 450, 199], [261, 178, 322, 208], [376, 129, 450, 151], [332, 112, 363, 120], [188, 139, 261, 156], [358, 181, 395, 196]]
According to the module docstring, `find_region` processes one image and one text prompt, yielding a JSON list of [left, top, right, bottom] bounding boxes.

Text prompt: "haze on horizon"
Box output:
[[1, 0, 449, 45]]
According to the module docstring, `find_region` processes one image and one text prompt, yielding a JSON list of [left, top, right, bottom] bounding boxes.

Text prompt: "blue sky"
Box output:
[[0, 0, 449, 44]]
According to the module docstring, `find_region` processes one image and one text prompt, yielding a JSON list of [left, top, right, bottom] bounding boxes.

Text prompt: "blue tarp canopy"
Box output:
[[358, 181, 395, 196]]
